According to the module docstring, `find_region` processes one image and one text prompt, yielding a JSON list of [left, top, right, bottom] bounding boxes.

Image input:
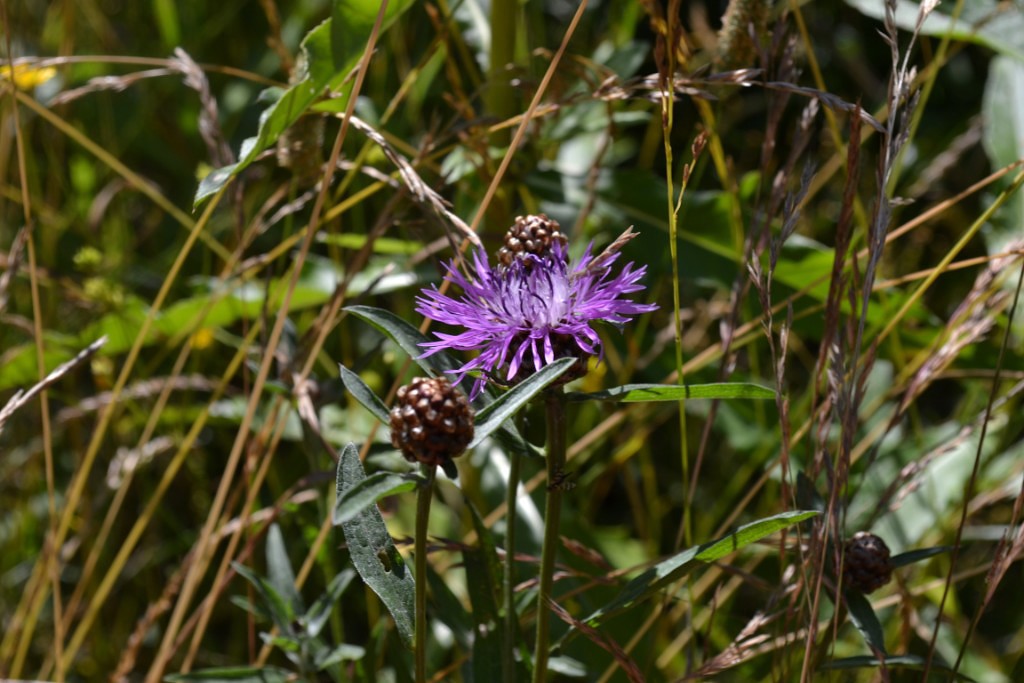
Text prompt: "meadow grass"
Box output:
[[2, 0, 1024, 681]]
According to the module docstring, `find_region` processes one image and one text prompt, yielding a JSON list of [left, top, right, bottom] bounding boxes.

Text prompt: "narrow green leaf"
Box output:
[[426, 562, 473, 651], [164, 666, 293, 682], [231, 562, 295, 633], [845, 0, 1024, 61], [339, 363, 390, 424], [820, 654, 977, 681], [568, 382, 775, 402], [315, 643, 367, 670], [464, 498, 506, 682], [345, 304, 458, 375], [982, 55, 1024, 254], [265, 523, 303, 617], [228, 595, 271, 623], [577, 510, 818, 631], [470, 357, 576, 448], [333, 470, 425, 525], [844, 589, 887, 656], [890, 545, 952, 568], [334, 443, 415, 646], [194, 0, 414, 205], [304, 568, 356, 638]]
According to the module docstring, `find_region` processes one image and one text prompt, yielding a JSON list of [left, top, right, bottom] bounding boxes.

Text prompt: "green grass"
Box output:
[[3, 0, 1024, 681]]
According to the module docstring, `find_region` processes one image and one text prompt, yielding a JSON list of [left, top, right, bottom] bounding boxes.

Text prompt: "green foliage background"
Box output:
[[2, 0, 1024, 680]]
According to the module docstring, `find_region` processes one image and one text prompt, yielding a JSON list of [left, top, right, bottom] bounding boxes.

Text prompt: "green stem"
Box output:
[[503, 450, 521, 683], [415, 464, 437, 683], [532, 390, 567, 683], [487, 0, 517, 147]]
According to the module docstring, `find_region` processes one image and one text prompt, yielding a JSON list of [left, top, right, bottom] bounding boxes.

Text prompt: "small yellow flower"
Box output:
[[1, 63, 57, 90], [190, 327, 215, 350]]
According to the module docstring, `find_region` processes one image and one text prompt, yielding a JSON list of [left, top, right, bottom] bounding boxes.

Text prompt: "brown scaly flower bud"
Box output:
[[497, 214, 568, 268], [843, 532, 893, 594], [390, 377, 475, 466]]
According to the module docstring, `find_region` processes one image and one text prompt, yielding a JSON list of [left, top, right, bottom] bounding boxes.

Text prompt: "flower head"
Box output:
[[416, 225, 657, 398], [390, 376, 475, 465]]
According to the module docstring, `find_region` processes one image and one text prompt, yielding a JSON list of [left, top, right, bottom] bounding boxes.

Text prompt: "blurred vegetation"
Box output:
[[2, 0, 1024, 681]]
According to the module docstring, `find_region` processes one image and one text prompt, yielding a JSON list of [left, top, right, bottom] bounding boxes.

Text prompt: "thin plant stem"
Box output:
[[532, 389, 567, 683], [415, 464, 437, 683], [503, 449, 521, 682], [486, 0, 516, 148]]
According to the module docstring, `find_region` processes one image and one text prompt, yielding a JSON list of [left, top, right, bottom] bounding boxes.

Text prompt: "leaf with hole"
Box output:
[[333, 442, 415, 646]]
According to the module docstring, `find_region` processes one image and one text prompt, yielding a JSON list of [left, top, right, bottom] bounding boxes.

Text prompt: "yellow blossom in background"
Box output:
[[190, 327, 215, 350], [1, 63, 57, 90]]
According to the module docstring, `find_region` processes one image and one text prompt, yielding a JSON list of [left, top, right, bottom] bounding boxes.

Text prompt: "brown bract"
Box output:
[[389, 377, 475, 466]]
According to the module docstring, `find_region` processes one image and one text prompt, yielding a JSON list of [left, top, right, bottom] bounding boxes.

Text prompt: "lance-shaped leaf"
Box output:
[[575, 510, 818, 632], [346, 304, 458, 376], [303, 568, 356, 639], [890, 545, 951, 568], [568, 382, 775, 402], [820, 654, 977, 681], [195, 0, 414, 205], [333, 470, 425, 525], [339, 363, 390, 424], [844, 589, 887, 656], [334, 443, 415, 646], [265, 523, 303, 618], [469, 357, 576, 448]]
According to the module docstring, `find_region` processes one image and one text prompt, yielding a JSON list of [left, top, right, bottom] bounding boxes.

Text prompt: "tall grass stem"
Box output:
[[415, 464, 437, 683], [503, 450, 521, 682], [532, 389, 567, 683]]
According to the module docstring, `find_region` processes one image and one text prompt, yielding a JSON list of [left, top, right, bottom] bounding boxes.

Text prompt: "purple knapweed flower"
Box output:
[[416, 234, 657, 398]]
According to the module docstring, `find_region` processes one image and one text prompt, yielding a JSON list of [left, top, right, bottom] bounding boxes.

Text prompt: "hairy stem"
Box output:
[[415, 464, 437, 683], [532, 389, 567, 682]]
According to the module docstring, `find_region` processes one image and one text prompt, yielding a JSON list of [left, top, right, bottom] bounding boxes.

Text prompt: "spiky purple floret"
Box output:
[[416, 241, 657, 398]]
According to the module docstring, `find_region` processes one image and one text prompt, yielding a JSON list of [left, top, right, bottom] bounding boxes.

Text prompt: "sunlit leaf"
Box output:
[[576, 511, 818, 632], [333, 443, 415, 646], [982, 55, 1024, 255], [339, 363, 390, 425], [194, 0, 414, 205], [470, 357, 576, 448], [333, 470, 425, 525], [568, 382, 775, 402]]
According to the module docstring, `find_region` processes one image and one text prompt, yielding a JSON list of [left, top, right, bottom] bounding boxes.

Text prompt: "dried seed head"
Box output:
[[497, 214, 568, 268], [389, 377, 475, 466], [843, 532, 893, 594]]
